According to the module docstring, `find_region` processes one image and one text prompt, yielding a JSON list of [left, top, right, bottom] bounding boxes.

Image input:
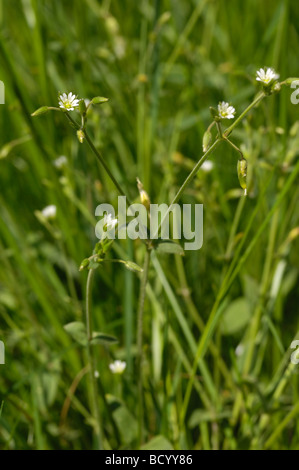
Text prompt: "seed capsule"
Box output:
[[77, 129, 85, 144], [237, 158, 247, 194]]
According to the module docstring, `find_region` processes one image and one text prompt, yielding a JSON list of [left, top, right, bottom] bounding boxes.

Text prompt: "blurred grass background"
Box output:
[[1, 0, 299, 450]]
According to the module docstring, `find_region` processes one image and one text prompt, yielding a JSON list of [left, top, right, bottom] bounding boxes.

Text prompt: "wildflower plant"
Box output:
[[31, 67, 299, 449]]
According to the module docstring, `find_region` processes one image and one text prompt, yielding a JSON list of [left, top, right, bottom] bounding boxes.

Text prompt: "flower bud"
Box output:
[[79, 258, 90, 271], [202, 129, 212, 152], [31, 106, 50, 117], [77, 129, 85, 144], [137, 178, 150, 211], [237, 158, 247, 195], [91, 96, 109, 105]]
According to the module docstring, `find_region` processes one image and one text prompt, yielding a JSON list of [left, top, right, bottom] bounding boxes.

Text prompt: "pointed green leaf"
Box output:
[[64, 322, 87, 346], [141, 435, 173, 450], [155, 240, 184, 256], [90, 332, 118, 345], [221, 297, 251, 335]]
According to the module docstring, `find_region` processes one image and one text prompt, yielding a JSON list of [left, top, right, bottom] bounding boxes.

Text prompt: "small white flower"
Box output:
[[218, 101, 236, 120], [201, 160, 214, 172], [109, 360, 126, 374], [94, 370, 99, 379], [104, 213, 118, 230], [42, 205, 57, 220], [53, 155, 67, 169], [58, 92, 80, 111], [256, 67, 279, 86]]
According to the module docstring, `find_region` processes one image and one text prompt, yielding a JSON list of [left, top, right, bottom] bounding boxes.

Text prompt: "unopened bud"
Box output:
[[91, 96, 109, 105], [202, 129, 212, 152], [137, 178, 150, 211], [31, 106, 50, 117], [237, 158, 247, 195], [79, 258, 90, 271], [77, 129, 85, 144]]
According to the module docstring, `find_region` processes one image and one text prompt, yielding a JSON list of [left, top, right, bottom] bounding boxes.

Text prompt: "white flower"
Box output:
[[218, 101, 236, 120], [104, 213, 118, 230], [42, 205, 57, 220], [201, 160, 214, 172], [53, 155, 67, 169], [109, 360, 126, 374], [58, 92, 80, 111], [256, 67, 279, 85]]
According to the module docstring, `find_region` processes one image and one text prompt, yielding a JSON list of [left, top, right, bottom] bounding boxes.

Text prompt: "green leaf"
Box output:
[[91, 96, 109, 105], [141, 435, 173, 450], [88, 258, 101, 270], [107, 396, 137, 445], [90, 332, 118, 345], [64, 322, 87, 346], [79, 99, 87, 114], [155, 240, 184, 256], [220, 297, 251, 335], [209, 106, 219, 121]]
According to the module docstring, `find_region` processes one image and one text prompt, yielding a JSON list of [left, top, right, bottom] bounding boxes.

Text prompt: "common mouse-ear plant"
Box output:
[[32, 93, 142, 449], [32, 69, 298, 448]]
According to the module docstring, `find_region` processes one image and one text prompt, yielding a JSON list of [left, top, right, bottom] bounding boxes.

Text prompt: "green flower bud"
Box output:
[[91, 96, 109, 105], [202, 129, 212, 152], [79, 258, 90, 271], [77, 129, 85, 144], [137, 178, 150, 211], [31, 106, 50, 117], [237, 158, 247, 194]]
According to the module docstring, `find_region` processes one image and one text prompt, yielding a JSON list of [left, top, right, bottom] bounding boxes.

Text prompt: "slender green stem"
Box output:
[[137, 248, 151, 446], [216, 121, 222, 137], [154, 92, 267, 240], [64, 113, 132, 206], [154, 139, 222, 239], [224, 137, 244, 159], [84, 132, 133, 206], [86, 268, 104, 450], [223, 91, 265, 137]]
